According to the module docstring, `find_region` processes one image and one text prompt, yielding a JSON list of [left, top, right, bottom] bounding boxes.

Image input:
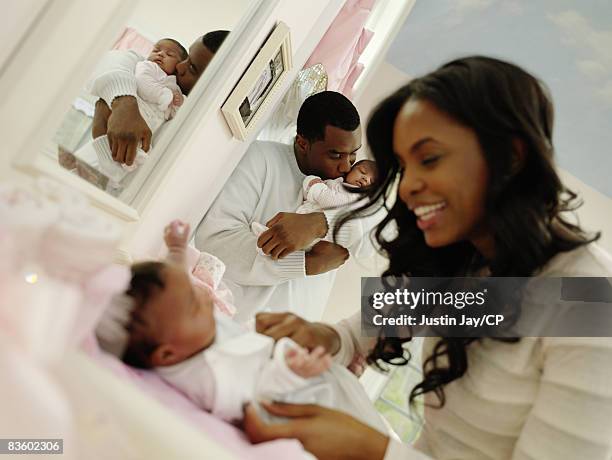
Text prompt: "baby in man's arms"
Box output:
[[114, 220, 386, 429], [251, 159, 378, 251], [75, 39, 187, 189], [135, 38, 185, 120]]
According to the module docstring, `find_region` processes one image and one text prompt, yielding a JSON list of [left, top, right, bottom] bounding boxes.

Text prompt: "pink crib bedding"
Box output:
[[84, 344, 306, 459]]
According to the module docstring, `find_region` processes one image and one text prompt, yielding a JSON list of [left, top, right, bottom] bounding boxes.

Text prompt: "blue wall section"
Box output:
[[386, 0, 612, 197]]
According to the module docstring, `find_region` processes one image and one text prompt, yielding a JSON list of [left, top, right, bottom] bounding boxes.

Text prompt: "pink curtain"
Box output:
[[304, 0, 377, 99], [112, 27, 154, 57]]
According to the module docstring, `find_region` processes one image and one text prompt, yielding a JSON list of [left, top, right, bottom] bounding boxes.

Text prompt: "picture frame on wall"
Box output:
[[221, 22, 292, 140]]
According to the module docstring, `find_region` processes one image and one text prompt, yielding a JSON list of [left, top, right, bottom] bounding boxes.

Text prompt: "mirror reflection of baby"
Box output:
[[135, 39, 185, 121], [251, 159, 378, 252], [74, 39, 188, 189], [118, 220, 386, 430]]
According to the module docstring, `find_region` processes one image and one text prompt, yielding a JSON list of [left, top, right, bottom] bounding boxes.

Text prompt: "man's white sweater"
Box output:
[[86, 49, 143, 106], [195, 141, 379, 322]]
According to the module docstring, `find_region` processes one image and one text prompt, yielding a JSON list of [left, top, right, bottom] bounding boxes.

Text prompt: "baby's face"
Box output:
[[140, 264, 216, 366], [345, 162, 375, 187], [148, 39, 184, 75]]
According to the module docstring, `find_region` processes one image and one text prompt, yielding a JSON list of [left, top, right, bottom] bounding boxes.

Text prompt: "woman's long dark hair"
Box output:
[[340, 56, 599, 407]]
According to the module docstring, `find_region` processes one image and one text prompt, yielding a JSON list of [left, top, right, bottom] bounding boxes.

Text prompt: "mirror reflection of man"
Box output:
[[196, 91, 382, 322], [90, 31, 229, 166]]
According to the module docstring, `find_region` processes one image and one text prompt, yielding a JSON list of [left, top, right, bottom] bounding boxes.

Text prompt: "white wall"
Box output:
[[127, 0, 250, 44], [0, 0, 49, 70]]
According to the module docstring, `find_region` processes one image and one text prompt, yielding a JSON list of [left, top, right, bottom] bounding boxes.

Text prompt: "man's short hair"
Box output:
[[297, 91, 360, 142], [202, 30, 230, 53]]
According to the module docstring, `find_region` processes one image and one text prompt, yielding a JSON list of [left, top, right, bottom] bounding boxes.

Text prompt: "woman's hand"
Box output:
[[256, 312, 341, 355], [243, 401, 389, 460]]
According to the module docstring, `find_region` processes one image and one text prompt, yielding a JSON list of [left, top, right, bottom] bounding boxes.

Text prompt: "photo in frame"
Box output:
[[222, 22, 292, 140]]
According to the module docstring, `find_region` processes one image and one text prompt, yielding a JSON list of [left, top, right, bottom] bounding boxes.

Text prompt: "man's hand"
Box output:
[[92, 99, 111, 139], [256, 312, 341, 356], [257, 212, 327, 259], [107, 96, 152, 166], [305, 241, 349, 275]]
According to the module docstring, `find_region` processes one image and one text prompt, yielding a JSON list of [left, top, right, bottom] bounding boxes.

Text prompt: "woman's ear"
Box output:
[[511, 138, 526, 175], [150, 344, 179, 367]]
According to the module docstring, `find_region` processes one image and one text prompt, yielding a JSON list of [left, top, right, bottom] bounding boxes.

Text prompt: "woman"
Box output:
[[243, 56, 612, 459]]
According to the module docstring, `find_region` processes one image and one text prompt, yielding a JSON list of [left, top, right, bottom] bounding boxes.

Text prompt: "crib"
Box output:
[[0, 179, 308, 460]]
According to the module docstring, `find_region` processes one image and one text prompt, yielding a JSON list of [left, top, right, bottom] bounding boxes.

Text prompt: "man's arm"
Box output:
[[195, 143, 308, 286], [86, 49, 141, 107], [92, 99, 111, 139], [86, 50, 151, 165], [304, 241, 349, 275], [260, 203, 382, 259]]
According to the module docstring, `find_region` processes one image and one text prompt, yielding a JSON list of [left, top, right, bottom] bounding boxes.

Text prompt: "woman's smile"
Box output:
[[413, 201, 447, 230]]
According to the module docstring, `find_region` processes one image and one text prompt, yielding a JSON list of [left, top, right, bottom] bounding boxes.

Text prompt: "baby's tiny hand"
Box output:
[[347, 354, 367, 378], [172, 90, 184, 107], [286, 345, 332, 378], [164, 219, 190, 249], [308, 178, 324, 189]]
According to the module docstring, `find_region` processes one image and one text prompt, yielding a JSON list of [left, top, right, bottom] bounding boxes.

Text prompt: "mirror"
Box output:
[[39, 0, 254, 202]]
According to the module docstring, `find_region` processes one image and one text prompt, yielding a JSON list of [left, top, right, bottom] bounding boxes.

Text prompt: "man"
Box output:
[[195, 91, 381, 322], [89, 31, 230, 166]]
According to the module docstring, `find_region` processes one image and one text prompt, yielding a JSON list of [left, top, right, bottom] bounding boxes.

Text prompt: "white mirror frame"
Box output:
[[4, 0, 279, 222]]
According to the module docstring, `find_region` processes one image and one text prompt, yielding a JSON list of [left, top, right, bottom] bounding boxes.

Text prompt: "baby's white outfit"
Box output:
[[251, 175, 361, 252], [75, 60, 182, 189], [298, 175, 361, 213], [155, 312, 387, 431], [134, 61, 182, 120]]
